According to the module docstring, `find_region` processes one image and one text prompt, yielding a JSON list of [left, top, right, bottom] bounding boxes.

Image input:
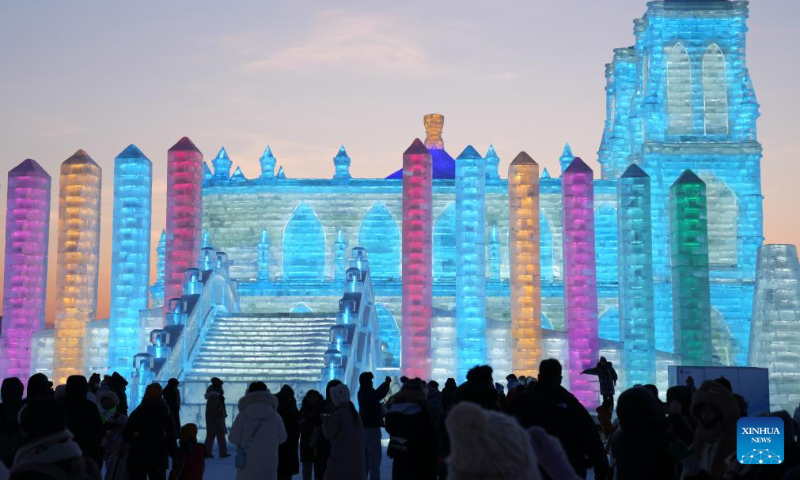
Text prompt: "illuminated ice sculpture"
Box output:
[[164, 137, 204, 319], [455, 145, 486, 382], [670, 170, 712, 366], [401, 138, 433, 379], [562, 157, 599, 407], [749, 244, 800, 411], [617, 164, 655, 386], [108, 145, 152, 378], [508, 152, 541, 377], [53, 150, 102, 383], [1, 160, 51, 380]]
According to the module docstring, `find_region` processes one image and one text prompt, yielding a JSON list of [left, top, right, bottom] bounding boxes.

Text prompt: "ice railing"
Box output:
[[130, 248, 240, 407], [322, 247, 385, 397]]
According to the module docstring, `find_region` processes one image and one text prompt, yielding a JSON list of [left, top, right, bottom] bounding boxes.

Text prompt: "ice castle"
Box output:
[[5, 0, 800, 427]]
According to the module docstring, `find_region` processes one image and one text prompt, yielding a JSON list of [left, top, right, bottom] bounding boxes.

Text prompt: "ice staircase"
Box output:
[[178, 312, 336, 434]]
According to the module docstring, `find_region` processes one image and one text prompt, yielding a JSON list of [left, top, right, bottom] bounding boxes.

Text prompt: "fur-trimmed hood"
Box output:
[[238, 391, 279, 420]]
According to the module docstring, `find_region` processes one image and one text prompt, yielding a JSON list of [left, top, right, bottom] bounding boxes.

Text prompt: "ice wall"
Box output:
[[749, 244, 800, 411], [53, 150, 102, 383], [108, 145, 152, 378], [1, 159, 51, 380]]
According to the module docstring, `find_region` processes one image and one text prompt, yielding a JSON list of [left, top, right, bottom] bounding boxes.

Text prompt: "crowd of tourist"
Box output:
[[1, 359, 800, 480]]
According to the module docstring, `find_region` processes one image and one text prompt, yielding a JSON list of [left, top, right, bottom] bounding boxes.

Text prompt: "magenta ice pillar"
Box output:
[[562, 157, 600, 407], [164, 137, 204, 320], [1, 159, 51, 380]]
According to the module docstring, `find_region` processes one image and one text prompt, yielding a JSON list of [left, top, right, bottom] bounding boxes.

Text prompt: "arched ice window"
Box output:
[[667, 43, 693, 135], [703, 43, 729, 135], [283, 203, 326, 280]]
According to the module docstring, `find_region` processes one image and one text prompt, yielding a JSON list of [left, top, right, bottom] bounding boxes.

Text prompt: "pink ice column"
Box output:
[[1, 159, 51, 381], [562, 157, 600, 408]]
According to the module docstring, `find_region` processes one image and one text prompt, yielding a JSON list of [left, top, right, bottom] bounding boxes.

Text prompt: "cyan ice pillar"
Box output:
[[670, 170, 712, 366], [617, 164, 655, 386], [258, 228, 271, 282], [749, 244, 800, 411], [260, 146, 276, 179], [485, 145, 500, 181], [53, 150, 102, 383], [108, 145, 152, 378], [455, 145, 487, 382], [212, 146, 231, 181], [559, 143, 574, 175], [333, 146, 351, 180], [562, 157, 600, 407], [150, 230, 166, 308], [488, 223, 501, 281], [334, 229, 347, 282], [164, 137, 203, 319], [401, 138, 433, 380], [1, 160, 51, 381]]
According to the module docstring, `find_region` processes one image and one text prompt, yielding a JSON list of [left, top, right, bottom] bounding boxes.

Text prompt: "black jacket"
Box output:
[[123, 398, 177, 469], [385, 403, 437, 480], [507, 381, 608, 479], [357, 380, 391, 429], [60, 398, 103, 468]]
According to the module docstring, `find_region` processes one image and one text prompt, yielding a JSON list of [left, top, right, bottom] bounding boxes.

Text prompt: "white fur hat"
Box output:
[[446, 402, 542, 480]]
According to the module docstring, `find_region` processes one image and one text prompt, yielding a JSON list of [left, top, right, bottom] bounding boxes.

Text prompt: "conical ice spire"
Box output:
[[510, 151, 537, 166], [541, 168, 551, 179], [10, 158, 50, 179], [117, 144, 149, 160], [261, 146, 275, 160], [562, 143, 573, 158], [231, 166, 246, 182], [215, 146, 230, 160], [564, 157, 592, 174], [63, 149, 99, 167], [169, 136, 200, 152], [486, 145, 499, 160], [335, 145, 349, 159], [621, 163, 649, 178], [404, 138, 429, 156], [674, 169, 704, 186], [456, 145, 482, 160], [277, 166, 286, 179]]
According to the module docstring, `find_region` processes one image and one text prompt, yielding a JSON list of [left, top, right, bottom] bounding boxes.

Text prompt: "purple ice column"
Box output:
[[562, 157, 600, 407], [1, 160, 51, 381]]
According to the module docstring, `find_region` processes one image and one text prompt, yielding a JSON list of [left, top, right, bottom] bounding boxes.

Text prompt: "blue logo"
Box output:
[[737, 417, 784, 465]]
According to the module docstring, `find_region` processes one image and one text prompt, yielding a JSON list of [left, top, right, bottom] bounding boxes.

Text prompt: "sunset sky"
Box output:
[[0, 0, 798, 323]]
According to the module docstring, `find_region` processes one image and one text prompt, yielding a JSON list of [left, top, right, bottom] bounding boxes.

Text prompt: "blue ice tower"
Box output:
[[559, 143, 574, 175], [260, 147, 276, 179], [150, 230, 166, 308], [108, 145, 152, 377], [600, 0, 763, 363], [485, 145, 500, 180], [333, 146, 351, 180], [455, 145, 487, 382], [212, 146, 232, 181], [617, 164, 656, 386], [258, 228, 271, 282], [488, 223, 501, 281]]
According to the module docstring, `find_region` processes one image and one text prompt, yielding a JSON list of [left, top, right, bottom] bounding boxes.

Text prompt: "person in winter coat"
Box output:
[[441, 378, 457, 415], [168, 424, 206, 480], [0, 378, 24, 467], [299, 390, 323, 480], [204, 377, 229, 458], [123, 383, 178, 480], [610, 387, 680, 480], [25, 373, 53, 402], [163, 378, 181, 430], [580, 356, 618, 407], [384, 380, 437, 480], [446, 401, 542, 480], [10, 397, 102, 480], [97, 391, 128, 479], [527, 427, 581, 480], [109, 372, 129, 415], [61, 376, 104, 468], [276, 385, 300, 480], [506, 359, 608, 480], [357, 372, 391, 480], [322, 384, 365, 480], [230, 382, 287, 480], [426, 380, 444, 427], [454, 365, 498, 410], [313, 380, 342, 480]]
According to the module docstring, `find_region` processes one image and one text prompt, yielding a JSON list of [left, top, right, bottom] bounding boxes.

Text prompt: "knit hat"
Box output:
[[447, 401, 542, 480], [330, 384, 351, 407]]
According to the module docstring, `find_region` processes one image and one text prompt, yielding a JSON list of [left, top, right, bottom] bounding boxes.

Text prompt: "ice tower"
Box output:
[[670, 170, 712, 366], [600, 0, 763, 363], [1, 160, 51, 380], [617, 164, 655, 386], [749, 245, 800, 411], [108, 145, 152, 377], [212, 146, 232, 181], [401, 138, 433, 379], [508, 152, 541, 376], [150, 230, 166, 308], [164, 137, 204, 319], [455, 145, 486, 381], [53, 150, 102, 383], [562, 158, 599, 406]]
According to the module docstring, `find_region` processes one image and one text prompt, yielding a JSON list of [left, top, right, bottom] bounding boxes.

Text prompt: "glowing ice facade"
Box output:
[[670, 170, 712, 366], [108, 145, 152, 378], [53, 150, 102, 383], [1, 160, 51, 380], [562, 158, 599, 406], [401, 138, 433, 380], [150, 230, 166, 308], [508, 152, 541, 376], [164, 137, 204, 318], [617, 164, 655, 386], [455, 146, 486, 381]]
